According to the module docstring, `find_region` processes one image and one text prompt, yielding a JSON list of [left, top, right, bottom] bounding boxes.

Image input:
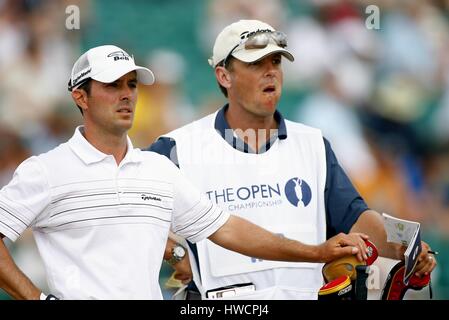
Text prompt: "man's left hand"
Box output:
[[413, 241, 437, 278]]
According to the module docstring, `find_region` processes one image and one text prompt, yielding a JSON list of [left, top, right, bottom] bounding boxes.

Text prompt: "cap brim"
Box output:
[[232, 43, 294, 64], [91, 64, 155, 85]]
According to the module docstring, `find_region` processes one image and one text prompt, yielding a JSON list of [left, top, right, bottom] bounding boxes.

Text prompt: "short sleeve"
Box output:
[[166, 160, 230, 243], [0, 157, 51, 241], [324, 138, 369, 238]]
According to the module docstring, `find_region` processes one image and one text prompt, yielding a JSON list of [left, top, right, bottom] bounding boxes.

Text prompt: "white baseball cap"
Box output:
[[208, 20, 294, 68], [68, 45, 155, 91]]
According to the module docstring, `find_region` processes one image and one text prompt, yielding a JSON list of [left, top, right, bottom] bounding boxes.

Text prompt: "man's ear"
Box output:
[[215, 66, 232, 90], [71, 89, 88, 112]]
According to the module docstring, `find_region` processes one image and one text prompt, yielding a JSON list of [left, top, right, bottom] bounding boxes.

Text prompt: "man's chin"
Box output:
[[261, 95, 279, 111], [114, 120, 134, 134], [260, 103, 278, 115]]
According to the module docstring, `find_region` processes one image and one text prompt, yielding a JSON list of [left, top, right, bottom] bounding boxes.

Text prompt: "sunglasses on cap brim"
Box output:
[[222, 31, 288, 68]]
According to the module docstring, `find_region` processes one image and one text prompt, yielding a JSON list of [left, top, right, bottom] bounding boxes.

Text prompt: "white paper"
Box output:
[[382, 213, 421, 285], [382, 213, 420, 246]]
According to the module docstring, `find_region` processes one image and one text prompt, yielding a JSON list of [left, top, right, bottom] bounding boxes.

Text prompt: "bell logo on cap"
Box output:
[[68, 45, 155, 92], [107, 51, 131, 61]]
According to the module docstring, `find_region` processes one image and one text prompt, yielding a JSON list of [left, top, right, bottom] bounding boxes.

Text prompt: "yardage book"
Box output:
[[382, 213, 422, 285]]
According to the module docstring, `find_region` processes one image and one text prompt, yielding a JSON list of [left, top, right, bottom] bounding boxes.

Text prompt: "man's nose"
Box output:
[[120, 85, 133, 100], [264, 62, 278, 77]]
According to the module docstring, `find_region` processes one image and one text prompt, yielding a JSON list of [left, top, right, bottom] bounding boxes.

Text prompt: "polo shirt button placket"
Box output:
[[115, 167, 123, 204], [117, 190, 123, 203]]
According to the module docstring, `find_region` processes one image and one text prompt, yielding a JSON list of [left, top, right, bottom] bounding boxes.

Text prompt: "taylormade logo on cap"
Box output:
[[71, 68, 91, 86], [239, 28, 272, 40], [68, 45, 155, 91], [208, 19, 294, 68]]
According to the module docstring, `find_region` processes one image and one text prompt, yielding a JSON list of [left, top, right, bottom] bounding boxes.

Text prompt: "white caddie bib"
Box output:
[[164, 112, 327, 295]]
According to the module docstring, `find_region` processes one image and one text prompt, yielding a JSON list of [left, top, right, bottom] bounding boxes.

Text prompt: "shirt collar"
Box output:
[[214, 104, 287, 153], [68, 126, 142, 165]]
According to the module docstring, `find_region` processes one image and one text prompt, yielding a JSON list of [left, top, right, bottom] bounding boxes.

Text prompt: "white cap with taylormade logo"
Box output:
[[208, 19, 294, 68], [68, 45, 155, 91]]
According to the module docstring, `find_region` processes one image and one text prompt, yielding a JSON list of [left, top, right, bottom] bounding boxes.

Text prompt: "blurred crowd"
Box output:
[[0, 0, 448, 299]]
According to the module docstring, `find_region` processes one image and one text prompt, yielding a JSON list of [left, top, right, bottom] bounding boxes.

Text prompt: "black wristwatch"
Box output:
[[167, 243, 186, 265]]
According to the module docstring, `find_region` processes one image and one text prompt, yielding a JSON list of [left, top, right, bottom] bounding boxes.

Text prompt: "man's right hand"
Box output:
[[172, 253, 192, 285], [317, 232, 370, 263]]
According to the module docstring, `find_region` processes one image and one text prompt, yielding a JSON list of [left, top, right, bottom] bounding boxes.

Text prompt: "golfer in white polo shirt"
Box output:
[[0, 45, 369, 300]]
